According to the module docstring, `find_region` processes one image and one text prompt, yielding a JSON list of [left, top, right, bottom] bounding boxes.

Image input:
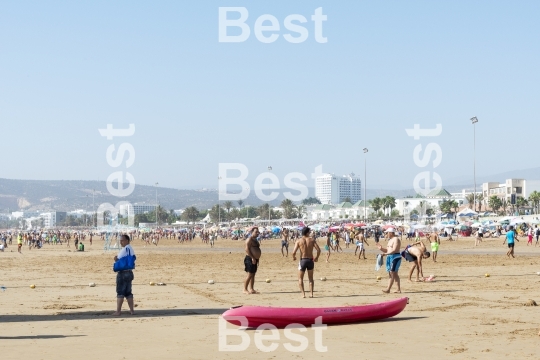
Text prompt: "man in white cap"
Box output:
[[377, 227, 402, 294]]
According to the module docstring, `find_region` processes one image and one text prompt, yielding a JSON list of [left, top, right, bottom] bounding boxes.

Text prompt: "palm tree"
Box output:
[[516, 196, 528, 215], [223, 201, 233, 214], [476, 194, 484, 212], [488, 196, 502, 214], [528, 191, 540, 214], [386, 196, 396, 215], [371, 198, 382, 213], [465, 194, 476, 211], [280, 199, 296, 219], [501, 198, 509, 216], [449, 200, 459, 219], [181, 206, 199, 223], [237, 200, 244, 209]]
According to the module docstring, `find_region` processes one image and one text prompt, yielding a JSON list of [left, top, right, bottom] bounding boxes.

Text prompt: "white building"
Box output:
[[395, 189, 465, 217], [306, 201, 374, 221], [11, 211, 40, 219], [39, 211, 67, 228], [315, 173, 362, 205], [482, 179, 540, 201], [119, 203, 157, 217]]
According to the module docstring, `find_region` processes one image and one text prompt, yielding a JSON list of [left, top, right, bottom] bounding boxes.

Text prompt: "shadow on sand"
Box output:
[[0, 335, 86, 340], [1, 308, 228, 323]]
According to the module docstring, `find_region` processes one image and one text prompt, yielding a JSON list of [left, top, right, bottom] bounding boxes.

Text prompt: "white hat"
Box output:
[[385, 228, 396, 233]]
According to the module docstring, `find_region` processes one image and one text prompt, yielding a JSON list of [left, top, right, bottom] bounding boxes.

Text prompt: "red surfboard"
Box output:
[[223, 297, 408, 328]]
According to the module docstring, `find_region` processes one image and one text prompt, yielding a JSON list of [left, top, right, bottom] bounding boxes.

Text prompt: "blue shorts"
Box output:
[[386, 254, 402, 272]]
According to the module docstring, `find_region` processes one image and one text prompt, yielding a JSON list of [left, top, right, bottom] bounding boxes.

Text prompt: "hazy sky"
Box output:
[[1, 1, 539, 191]]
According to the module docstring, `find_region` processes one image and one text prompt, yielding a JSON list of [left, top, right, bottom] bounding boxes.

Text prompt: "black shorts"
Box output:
[[403, 251, 417, 262], [478, 233, 483, 238], [116, 270, 134, 298], [298, 258, 314, 272], [508, 243, 514, 248], [281, 241, 288, 248], [244, 255, 258, 274]]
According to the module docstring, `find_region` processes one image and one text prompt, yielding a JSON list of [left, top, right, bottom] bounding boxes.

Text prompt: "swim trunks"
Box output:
[[281, 240, 288, 248], [507, 243, 514, 248], [325, 245, 330, 251], [386, 253, 402, 272], [401, 245, 417, 262], [244, 255, 258, 274], [298, 258, 314, 272], [431, 242, 439, 252], [356, 242, 364, 251]]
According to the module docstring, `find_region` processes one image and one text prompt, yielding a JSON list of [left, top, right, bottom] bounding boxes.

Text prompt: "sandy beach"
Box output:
[[1, 236, 539, 359]]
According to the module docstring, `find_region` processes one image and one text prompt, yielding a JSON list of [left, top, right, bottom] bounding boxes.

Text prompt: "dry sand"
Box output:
[[1, 236, 539, 359]]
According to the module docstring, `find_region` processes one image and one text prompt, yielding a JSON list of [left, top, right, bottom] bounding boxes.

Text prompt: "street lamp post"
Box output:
[[470, 117, 479, 211], [155, 182, 159, 227], [218, 177, 222, 225], [267, 166, 272, 223], [92, 189, 95, 228], [363, 148, 368, 221], [85, 195, 88, 227]]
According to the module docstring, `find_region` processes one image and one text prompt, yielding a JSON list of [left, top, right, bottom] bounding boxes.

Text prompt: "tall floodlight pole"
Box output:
[[155, 182, 159, 227], [92, 188, 95, 228], [363, 148, 368, 221], [218, 177, 222, 225], [267, 166, 272, 223], [470, 117, 479, 212]]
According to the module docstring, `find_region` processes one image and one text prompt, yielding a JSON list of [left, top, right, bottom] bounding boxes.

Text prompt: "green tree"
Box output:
[[209, 204, 227, 223], [280, 199, 297, 219], [302, 197, 321, 205], [371, 198, 382, 213], [528, 191, 540, 214], [488, 196, 502, 214], [182, 206, 200, 223], [223, 201, 233, 214], [259, 203, 271, 220], [465, 194, 476, 211], [516, 196, 528, 215], [439, 199, 452, 214], [476, 194, 485, 212], [342, 196, 352, 203]]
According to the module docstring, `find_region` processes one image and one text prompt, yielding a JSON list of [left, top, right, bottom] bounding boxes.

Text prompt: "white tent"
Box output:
[[457, 208, 478, 217]]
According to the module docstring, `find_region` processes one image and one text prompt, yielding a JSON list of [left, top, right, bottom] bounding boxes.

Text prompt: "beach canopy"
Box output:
[[457, 208, 478, 217]]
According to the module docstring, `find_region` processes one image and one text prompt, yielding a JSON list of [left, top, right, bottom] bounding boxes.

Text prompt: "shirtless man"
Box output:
[[244, 227, 261, 294], [428, 231, 440, 262], [354, 229, 369, 260], [402, 241, 430, 282], [292, 227, 321, 298], [377, 228, 402, 294], [281, 228, 290, 257]]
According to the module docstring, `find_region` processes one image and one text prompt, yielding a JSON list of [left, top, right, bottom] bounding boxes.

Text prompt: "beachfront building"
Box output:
[[395, 189, 465, 216], [315, 173, 362, 205], [306, 201, 374, 221], [11, 211, 40, 219], [39, 211, 67, 228], [119, 203, 157, 217], [482, 179, 540, 202]]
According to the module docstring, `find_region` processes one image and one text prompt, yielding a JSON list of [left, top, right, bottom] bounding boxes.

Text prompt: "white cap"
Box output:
[[385, 228, 396, 233]]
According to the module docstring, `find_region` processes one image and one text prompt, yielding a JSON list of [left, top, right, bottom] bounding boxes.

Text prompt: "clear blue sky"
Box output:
[[1, 1, 539, 191]]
